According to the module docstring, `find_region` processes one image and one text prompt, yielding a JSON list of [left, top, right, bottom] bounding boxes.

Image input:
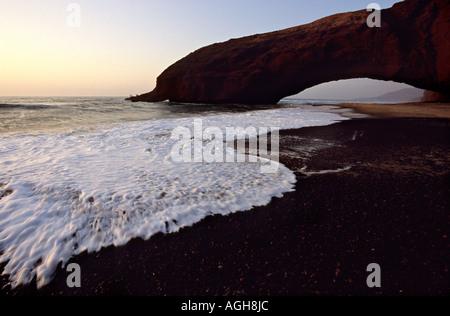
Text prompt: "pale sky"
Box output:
[[0, 0, 409, 98]]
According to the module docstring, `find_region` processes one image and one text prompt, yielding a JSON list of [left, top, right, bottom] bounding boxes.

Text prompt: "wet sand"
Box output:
[[337, 102, 450, 119], [1, 105, 449, 296]]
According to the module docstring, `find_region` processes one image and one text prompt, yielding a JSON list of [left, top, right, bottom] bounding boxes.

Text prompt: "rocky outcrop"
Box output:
[[422, 91, 450, 102], [129, 0, 450, 104]]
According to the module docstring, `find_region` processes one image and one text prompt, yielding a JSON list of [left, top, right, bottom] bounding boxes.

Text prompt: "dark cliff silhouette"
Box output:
[[129, 0, 450, 104]]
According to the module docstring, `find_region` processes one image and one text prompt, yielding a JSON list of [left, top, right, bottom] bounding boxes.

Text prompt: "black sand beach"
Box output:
[[1, 115, 449, 296]]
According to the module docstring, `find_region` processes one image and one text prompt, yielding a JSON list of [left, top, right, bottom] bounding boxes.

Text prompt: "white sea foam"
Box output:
[[299, 166, 352, 176], [0, 107, 348, 288]]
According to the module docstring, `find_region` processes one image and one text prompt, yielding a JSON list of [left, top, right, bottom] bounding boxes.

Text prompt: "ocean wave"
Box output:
[[0, 103, 52, 109], [0, 107, 348, 288]]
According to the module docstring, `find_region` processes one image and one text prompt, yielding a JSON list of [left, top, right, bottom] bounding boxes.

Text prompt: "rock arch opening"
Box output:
[[287, 79, 424, 103]]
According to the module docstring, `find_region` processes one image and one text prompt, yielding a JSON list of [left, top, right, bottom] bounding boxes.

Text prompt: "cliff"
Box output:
[[129, 0, 450, 104]]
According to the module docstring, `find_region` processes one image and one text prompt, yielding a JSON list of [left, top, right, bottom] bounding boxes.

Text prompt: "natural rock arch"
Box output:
[[129, 0, 450, 105]]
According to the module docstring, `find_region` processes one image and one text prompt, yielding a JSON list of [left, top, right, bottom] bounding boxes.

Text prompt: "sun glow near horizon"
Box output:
[[0, 1, 170, 96]]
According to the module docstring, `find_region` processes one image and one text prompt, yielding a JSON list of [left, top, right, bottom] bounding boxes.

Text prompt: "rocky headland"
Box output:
[[129, 0, 449, 105]]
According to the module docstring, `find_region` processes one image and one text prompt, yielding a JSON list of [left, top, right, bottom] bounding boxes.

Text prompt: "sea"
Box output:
[[0, 96, 356, 288]]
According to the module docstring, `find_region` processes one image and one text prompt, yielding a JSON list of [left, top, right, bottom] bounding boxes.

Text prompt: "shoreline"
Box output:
[[1, 104, 449, 296], [336, 102, 450, 119]]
